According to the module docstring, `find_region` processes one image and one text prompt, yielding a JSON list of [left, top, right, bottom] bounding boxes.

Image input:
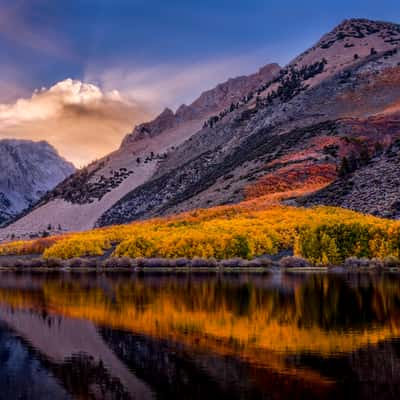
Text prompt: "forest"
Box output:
[[1, 203, 400, 266]]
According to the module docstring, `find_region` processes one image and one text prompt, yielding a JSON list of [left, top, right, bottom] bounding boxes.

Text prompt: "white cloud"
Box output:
[[0, 79, 153, 167], [0, 79, 122, 124]]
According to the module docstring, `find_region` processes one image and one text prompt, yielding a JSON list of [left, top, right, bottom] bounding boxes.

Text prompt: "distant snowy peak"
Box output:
[[0, 139, 75, 225]]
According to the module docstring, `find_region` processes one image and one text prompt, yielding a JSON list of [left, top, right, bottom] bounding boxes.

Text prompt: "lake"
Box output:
[[0, 270, 399, 399]]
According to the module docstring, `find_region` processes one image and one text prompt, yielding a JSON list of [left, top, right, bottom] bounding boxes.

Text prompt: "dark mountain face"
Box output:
[[298, 133, 400, 218], [0, 140, 74, 225]]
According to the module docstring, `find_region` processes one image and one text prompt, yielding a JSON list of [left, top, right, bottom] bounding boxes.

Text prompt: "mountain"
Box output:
[[0, 63, 280, 239], [96, 18, 400, 225], [2, 18, 400, 239], [0, 140, 75, 226]]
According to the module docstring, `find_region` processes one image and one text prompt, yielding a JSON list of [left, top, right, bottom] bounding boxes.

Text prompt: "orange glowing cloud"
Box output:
[[0, 79, 153, 166]]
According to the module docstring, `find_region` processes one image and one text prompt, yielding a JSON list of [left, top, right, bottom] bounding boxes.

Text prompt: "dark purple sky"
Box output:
[[1, 0, 399, 104]]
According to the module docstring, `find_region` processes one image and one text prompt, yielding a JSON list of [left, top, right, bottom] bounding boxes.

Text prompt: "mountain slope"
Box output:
[[2, 18, 400, 239], [97, 18, 400, 226], [0, 140, 74, 226], [298, 130, 400, 218]]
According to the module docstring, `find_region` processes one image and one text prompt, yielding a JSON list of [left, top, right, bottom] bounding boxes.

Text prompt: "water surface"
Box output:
[[0, 270, 399, 399]]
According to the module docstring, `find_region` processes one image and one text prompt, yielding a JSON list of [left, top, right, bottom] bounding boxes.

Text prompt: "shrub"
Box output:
[[135, 258, 146, 268], [114, 236, 157, 258], [344, 256, 361, 268], [0, 237, 60, 256], [157, 233, 220, 259], [220, 258, 247, 268], [344, 257, 381, 269], [252, 256, 274, 268], [13, 258, 28, 268], [118, 256, 135, 268], [67, 258, 87, 268], [142, 258, 171, 268], [173, 258, 190, 267], [28, 258, 45, 268], [43, 236, 109, 259], [384, 255, 400, 268], [102, 258, 118, 268], [279, 256, 311, 268], [45, 257, 64, 268], [191, 257, 217, 268], [103, 257, 135, 268], [370, 258, 384, 269]]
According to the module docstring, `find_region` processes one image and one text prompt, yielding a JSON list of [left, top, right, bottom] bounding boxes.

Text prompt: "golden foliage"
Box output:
[[44, 235, 111, 259], [1, 204, 400, 263]]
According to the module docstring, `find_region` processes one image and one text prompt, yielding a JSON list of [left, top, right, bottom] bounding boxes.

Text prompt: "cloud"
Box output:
[[0, 79, 153, 167]]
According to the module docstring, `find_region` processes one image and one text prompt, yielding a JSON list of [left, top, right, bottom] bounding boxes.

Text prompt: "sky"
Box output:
[[0, 0, 399, 166]]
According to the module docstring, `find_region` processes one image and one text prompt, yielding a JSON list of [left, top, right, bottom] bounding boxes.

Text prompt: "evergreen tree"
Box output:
[[338, 156, 350, 177], [360, 146, 370, 165]]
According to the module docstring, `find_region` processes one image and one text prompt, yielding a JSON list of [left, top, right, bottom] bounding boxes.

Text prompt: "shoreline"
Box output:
[[0, 265, 399, 273], [1, 253, 400, 273]]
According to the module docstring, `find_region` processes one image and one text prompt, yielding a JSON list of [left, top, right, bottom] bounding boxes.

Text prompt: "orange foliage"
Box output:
[[245, 162, 336, 200], [266, 136, 341, 168], [0, 236, 63, 256]]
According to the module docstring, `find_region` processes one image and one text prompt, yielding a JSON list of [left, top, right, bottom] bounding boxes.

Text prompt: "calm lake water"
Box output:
[[0, 271, 399, 399]]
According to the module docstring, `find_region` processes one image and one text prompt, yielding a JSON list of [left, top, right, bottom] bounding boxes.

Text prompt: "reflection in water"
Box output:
[[0, 323, 69, 400], [0, 271, 399, 399]]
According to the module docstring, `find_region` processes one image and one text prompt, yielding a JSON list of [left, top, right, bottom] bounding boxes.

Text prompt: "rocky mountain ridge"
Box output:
[[121, 63, 280, 145]]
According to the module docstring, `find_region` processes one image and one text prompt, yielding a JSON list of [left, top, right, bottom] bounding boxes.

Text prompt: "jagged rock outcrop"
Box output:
[[0, 140, 74, 226]]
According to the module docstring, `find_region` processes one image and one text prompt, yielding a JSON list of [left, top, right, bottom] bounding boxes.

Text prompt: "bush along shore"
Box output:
[[0, 254, 400, 272], [2, 205, 400, 271]]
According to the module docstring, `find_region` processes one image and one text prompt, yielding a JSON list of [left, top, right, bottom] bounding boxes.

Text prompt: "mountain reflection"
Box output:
[[0, 271, 399, 399]]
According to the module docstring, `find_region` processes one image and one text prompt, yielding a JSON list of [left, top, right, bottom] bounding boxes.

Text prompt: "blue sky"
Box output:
[[1, 0, 399, 102], [0, 0, 399, 165]]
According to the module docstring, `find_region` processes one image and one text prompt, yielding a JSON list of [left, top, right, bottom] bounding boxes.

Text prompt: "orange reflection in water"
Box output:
[[0, 272, 400, 390]]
